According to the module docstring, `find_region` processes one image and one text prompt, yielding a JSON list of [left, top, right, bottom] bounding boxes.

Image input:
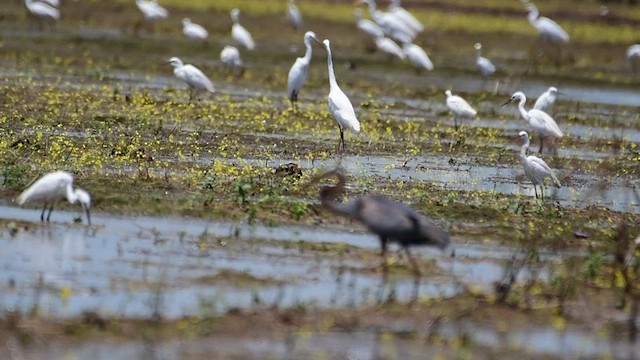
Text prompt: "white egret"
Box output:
[[387, 0, 424, 33], [626, 44, 640, 72], [322, 39, 361, 151], [287, 31, 321, 110], [374, 36, 405, 61], [17, 171, 92, 225], [135, 0, 168, 23], [502, 91, 563, 153], [445, 90, 477, 131], [231, 9, 255, 51], [220, 45, 244, 75], [167, 57, 215, 102], [518, 131, 561, 199], [182, 18, 208, 41], [474, 43, 496, 80], [287, 0, 303, 32], [533, 86, 558, 113], [403, 42, 433, 73], [25, 0, 60, 30], [526, 3, 569, 44], [354, 8, 384, 40], [358, 0, 416, 45]]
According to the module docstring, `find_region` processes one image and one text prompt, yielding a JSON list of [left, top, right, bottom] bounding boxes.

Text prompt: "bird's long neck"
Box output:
[[476, 47, 482, 60], [520, 136, 530, 160], [65, 183, 79, 204], [527, 7, 539, 25], [319, 173, 361, 219], [326, 46, 338, 89], [303, 39, 313, 63], [517, 97, 529, 121]]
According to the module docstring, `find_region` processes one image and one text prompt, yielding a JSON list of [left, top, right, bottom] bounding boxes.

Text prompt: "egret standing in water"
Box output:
[[533, 86, 559, 113], [525, 3, 569, 66], [403, 42, 433, 73], [220, 45, 244, 75], [626, 44, 640, 72], [445, 90, 477, 131], [502, 91, 563, 153], [167, 57, 215, 102], [317, 167, 452, 276], [231, 9, 255, 50], [474, 43, 496, 84], [182, 18, 208, 41], [374, 36, 405, 61], [517, 131, 561, 199], [25, 0, 60, 31], [287, 31, 321, 110], [322, 39, 361, 151], [287, 0, 303, 32], [17, 171, 92, 225]]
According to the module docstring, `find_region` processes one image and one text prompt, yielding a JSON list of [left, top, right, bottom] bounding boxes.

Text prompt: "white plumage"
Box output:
[[25, 0, 60, 27], [287, 31, 320, 108], [323, 39, 361, 151], [533, 86, 558, 113], [375, 36, 405, 61], [287, 0, 303, 31], [354, 8, 385, 39], [526, 3, 569, 43], [403, 42, 433, 72], [231, 9, 255, 50], [387, 0, 424, 33], [627, 44, 640, 72], [220, 45, 243, 69], [518, 131, 561, 199], [445, 90, 477, 130], [504, 91, 563, 153], [167, 57, 215, 102], [359, 0, 416, 45], [182, 18, 208, 41], [474, 43, 496, 78], [135, 0, 168, 23], [17, 170, 92, 225]]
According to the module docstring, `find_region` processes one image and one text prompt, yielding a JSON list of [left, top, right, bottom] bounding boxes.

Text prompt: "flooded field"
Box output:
[[1, 0, 639, 359]]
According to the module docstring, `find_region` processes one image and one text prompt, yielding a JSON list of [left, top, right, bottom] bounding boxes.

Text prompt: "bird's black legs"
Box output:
[[46, 204, 54, 222], [40, 205, 47, 222], [540, 185, 545, 201], [404, 247, 422, 277], [533, 185, 539, 199], [290, 92, 298, 112], [454, 115, 458, 131], [379, 237, 389, 279], [538, 136, 545, 154], [338, 128, 345, 152], [188, 88, 194, 103]]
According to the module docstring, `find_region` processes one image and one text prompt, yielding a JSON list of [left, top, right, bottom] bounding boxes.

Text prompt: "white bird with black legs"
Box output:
[[387, 0, 424, 33], [16, 171, 92, 225], [182, 18, 208, 41], [474, 43, 496, 81], [25, 0, 60, 30], [502, 91, 563, 153], [220, 45, 244, 75], [354, 8, 385, 40], [231, 9, 255, 50], [287, 0, 303, 32], [322, 39, 361, 151], [403, 42, 433, 73], [167, 57, 215, 102], [627, 44, 640, 72], [526, 3, 569, 44], [445, 90, 477, 131], [518, 131, 561, 199], [533, 86, 558, 113], [287, 31, 321, 110], [375, 36, 405, 61]]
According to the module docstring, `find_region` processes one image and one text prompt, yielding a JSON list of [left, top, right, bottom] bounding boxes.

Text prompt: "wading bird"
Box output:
[[403, 42, 433, 73], [287, 0, 303, 32], [25, 0, 60, 31], [502, 91, 563, 153], [526, 3, 569, 44], [627, 44, 640, 72], [533, 86, 558, 113], [374, 36, 405, 61], [322, 39, 361, 151], [167, 57, 215, 102], [317, 167, 452, 276], [387, 0, 424, 33], [220, 45, 244, 75], [17, 171, 92, 225], [182, 18, 208, 41], [287, 31, 321, 110], [474, 43, 496, 82], [358, 0, 416, 45], [230, 9, 255, 50], [354, 8, 384, 42], [517, 131, 561, 199], [134, 0, 168, 34], [445, 90, 477, 131]]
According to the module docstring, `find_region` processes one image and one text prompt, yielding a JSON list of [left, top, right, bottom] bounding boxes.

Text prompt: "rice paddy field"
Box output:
[[0, 0, 639, 358]]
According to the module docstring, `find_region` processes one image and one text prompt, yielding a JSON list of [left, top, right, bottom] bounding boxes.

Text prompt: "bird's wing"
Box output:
[[358, 20, 385, 38], [529, 109, 563, 137], [17, 171, 71, 205], [528, 156, 561, 186], [328, 90, 360, 133], [406, 45, 433, 70], [233, 25, 255, 50], [447, 96, 477, 116], [537, 17, 569, 42], [478, 57, 496, 73], [287, 58, 308, 96], [182, 65, 215, 92]]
